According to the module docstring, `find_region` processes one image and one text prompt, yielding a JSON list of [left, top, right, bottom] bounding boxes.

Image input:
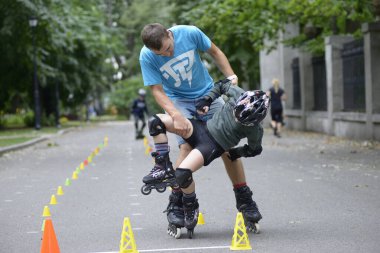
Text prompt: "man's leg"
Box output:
[[221, 153, 262, 233]]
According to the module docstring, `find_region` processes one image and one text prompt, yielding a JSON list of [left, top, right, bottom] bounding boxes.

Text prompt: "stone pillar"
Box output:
[[362, 21, 380, 139], [324, 36, 354, 135], [299, 51, 313, 129], [280, 23, 299, 111]]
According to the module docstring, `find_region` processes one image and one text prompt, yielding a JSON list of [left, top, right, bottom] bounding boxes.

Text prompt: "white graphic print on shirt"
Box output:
[[159, 50, 194, 87]]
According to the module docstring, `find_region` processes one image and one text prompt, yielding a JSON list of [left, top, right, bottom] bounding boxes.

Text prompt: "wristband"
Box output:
[[227, 74, 237, 81]]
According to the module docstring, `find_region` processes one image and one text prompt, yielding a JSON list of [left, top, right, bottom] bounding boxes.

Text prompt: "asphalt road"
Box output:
[[0, 121, 379, 253]]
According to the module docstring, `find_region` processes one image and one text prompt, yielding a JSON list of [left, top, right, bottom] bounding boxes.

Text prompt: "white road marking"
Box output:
[[26, 231, 39, 234], [89, 245, 231, 253]]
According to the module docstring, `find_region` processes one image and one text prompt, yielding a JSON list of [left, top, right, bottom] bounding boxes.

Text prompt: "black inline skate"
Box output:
[[182, 195, 199, 239], [234, 186, 262, 233], [165, 191, 185, 239], [141, 152, 177, 195]]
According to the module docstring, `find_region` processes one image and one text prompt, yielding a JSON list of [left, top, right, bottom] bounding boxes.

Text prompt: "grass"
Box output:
[[0, 121, 85, 148], [0, 137, 35, 147]]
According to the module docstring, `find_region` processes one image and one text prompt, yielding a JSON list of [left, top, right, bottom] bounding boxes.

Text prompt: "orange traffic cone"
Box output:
[[40, 219, 60, 253]]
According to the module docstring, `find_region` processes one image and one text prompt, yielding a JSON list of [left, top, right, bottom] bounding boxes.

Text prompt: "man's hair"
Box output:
[[141, 23, 169, 50]]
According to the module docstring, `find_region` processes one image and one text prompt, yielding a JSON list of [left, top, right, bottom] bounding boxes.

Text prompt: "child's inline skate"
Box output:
[[182, 195, 199, 239], [165, 191, 184, 239], [141, 152, 177, 195], [234, 186, 262, 233]]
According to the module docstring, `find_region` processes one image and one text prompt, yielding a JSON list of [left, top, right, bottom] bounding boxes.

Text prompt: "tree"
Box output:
[[0, 0, 126, 122]]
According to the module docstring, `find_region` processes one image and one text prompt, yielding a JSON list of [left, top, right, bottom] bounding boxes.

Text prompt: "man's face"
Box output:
[[152, 31, 174, 57]]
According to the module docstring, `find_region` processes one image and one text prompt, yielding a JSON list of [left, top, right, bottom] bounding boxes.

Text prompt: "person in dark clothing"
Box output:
[[142, 78, 270, 238], [132, 89, 149, 139], [267, 78, 286, 137]]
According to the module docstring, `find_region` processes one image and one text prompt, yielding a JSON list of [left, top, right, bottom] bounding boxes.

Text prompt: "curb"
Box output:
[[0, 127, 75, 156]]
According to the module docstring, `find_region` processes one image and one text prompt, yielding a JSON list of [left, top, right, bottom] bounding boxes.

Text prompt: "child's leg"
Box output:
[[174, 149, 203, 230]]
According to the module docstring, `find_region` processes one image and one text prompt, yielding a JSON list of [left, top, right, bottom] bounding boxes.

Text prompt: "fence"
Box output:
[[341, 39, 365, 112]]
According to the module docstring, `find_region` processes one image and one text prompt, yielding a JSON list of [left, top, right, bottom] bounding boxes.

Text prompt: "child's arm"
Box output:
[[227, 145, 262, 161], [228, 125, 264, 161], [196, 78, 244, 114]]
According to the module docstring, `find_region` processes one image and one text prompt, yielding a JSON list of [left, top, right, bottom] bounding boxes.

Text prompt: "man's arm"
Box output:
[[150, 85, 191, 136], [207, 43, 238, 85]]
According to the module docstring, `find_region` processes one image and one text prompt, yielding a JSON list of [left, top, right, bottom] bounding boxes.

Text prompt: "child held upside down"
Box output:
[[142, 78, 270, 235]]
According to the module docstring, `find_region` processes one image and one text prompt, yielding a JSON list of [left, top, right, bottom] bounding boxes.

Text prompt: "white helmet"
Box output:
[[138, 89, 146, 96]]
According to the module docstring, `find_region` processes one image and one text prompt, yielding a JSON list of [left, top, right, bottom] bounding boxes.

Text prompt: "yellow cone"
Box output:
[[230, 212, 252, 250], [72, 171, 78, 180], [197, 212, 205, 225], [56, 186, 64, 196], [49, 195, 58, 205], [119, 217, 139, 253], [42, 206, 51, 217], [80, 163, 84, 170], [143, 137, 148, 147]]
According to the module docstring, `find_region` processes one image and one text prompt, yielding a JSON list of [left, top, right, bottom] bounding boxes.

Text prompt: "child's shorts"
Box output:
[[185, 119, 225, 166]]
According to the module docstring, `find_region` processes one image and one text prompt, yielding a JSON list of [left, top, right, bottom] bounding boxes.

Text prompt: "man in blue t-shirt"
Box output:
[[139, 23, 261, 237]]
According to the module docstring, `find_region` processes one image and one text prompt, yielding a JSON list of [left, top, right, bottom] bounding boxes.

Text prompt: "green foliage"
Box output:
[[282, 0, 376, 54], [107, 75, 162, 118], [0, 0, 126, 119], [23, 111, 35, 127], [118, 0, 175, 78], [1, 0, 376, 123]]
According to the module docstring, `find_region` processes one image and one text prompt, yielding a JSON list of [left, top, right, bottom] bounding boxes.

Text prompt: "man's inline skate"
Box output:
[[234, 186, 262, 233], [165, 191, 185, 239], [141, 152, 177, 195], [182, 195, 199, 239]]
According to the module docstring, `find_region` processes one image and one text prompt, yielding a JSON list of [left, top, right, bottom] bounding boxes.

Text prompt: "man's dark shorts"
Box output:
[[185, 119, 225, 166]]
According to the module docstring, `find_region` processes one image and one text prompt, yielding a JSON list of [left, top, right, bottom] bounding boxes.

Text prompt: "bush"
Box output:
[[23, 111, 35, 127], [0, 111, 5, 129], [59, 116, 69, 125], [42, 114, 56, 127], [6, 114, 24, 126]]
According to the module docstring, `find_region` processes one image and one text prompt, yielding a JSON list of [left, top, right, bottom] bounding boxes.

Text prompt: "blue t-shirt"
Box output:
[[139, 25, 214, 100]]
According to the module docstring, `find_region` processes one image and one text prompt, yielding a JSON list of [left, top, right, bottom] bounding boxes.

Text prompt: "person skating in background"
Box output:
[[131, 89, 149, 139], [267, 78, 286, 138], [142, 79, 269, 238]]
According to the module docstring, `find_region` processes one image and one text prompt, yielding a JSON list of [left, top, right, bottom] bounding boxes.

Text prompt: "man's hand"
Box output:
[[195, 96, 212, 115], [227, 74, 238, 85], [172, 113, 191, 137]]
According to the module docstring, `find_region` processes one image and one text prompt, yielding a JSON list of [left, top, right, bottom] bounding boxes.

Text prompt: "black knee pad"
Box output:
[[148, 115, 166, 136], [175, 168, 193, 188]]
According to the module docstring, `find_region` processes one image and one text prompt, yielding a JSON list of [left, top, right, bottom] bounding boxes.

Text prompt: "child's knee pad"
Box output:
[[175, 168, 193, 188]]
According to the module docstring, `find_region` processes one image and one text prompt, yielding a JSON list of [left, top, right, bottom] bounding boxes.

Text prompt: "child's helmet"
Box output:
[[233, 90, 270, 126], [138, 89, 146, 96]]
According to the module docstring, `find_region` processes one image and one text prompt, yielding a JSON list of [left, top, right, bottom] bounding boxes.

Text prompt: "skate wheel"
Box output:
[[247, 222, 260, 234], [141, 185, 151, 195], [156, 186, 166, 193], [187, 229, 194, 239], [167, 224, 181, 239]]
